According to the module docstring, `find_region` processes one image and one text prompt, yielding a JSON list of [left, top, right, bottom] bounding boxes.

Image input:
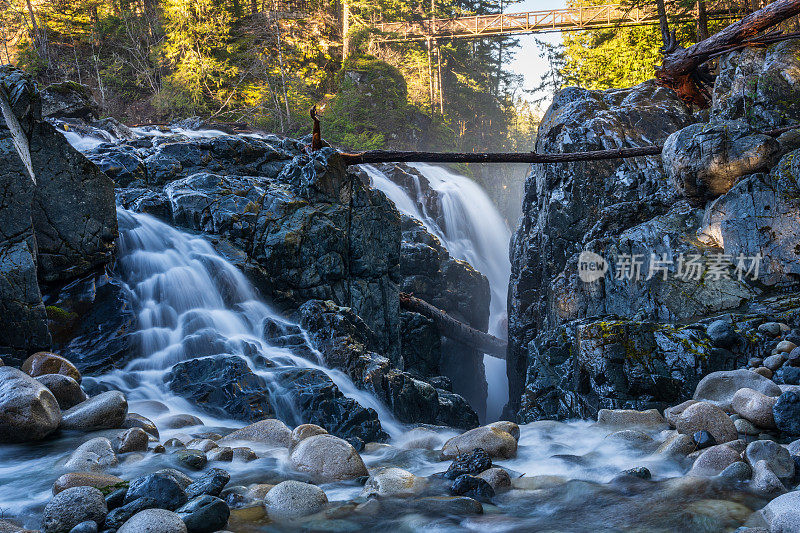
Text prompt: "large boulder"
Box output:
[[0, 366, 61, 442], [60, 391, 128, 431], [288, 434, 368, 483], [693, 368, 782, 410], [42, 486, 107, 533], [662, 120, 780, 204], [263, 480, 328, 519], [506, 80, 696, 416]]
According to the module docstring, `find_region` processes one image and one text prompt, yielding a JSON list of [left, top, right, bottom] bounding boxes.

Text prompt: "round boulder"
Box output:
[[53, 472, 124, 495], [361, 467, 427, 498], [441, 425, 518, 460], [64, 437, 118, 472], [745, 440, 795, 480], [117, 509, 187, 533], [732, 387, 777, 429], [176, 495, 230, 533], [687, 444, 742, 476], [114, 428, 149, 453], [219, 419, 291, 448], [61, 391, 128, 431], [42, 486, 107, 533], [0, 367, 61, 443], [693, 369, 782, 410], [289, 434, 368, 483], [675, 402, 738, 444], [36, 374, 87, 410], [22, 352, 81, 382], [263, 480, 328, 520], [124, 473, 188, 511], [289, 424, 327, 449], [476, 467, 512, 492]]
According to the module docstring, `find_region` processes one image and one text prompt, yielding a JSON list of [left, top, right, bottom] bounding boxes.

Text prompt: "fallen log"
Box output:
[[657, 0, 800, 106], [400, 292, 507, 359], [340, 124, 799, 165]]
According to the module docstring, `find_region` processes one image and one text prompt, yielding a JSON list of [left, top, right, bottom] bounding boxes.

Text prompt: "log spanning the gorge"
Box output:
[[339, 124, 800, 165], [400, 292, 507, 359]]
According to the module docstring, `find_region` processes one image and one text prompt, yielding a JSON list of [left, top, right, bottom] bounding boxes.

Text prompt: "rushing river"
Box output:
[[0, 124, 768, 531]]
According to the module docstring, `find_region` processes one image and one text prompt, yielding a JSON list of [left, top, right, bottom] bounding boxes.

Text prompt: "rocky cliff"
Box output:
[[507, 41, 800, 421]]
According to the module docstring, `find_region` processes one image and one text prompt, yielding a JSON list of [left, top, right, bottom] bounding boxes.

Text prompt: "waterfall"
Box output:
[[98, 208, 403, 437], [363, 163, 512, 420]]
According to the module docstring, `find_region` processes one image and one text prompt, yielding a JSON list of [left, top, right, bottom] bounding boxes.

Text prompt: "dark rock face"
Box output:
[[444, 448, 492, 480], [508, 44, 800, 421], [0, 67, 117, 362], [296, 299, 479, 429]]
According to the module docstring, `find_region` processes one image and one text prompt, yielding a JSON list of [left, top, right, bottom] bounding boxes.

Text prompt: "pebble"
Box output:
[[676, 402, 738, 444], [361, 467, 427, 498], [758, 322, 783, 337], [443, 448, 492, 480], [219, 419, 291, 447], [122, 413, 159, 438], [441, 425, 518, 459], [745, 440, 795, 480], [0, 367, 62, 443], [176, 495, 230, 533], [21, 352, 82, 382], [185, 468, 230, 499], [124, 473, 188, 511], [42, 487, 107, 533], [763, 354, 786, 371], [693, 369, 782, 410], [117, 509, 188, 533], [53, 472, 124, 495], [68, 521, 98, 533], [289, 434, 368, 483], [175, 449, 208, 471], [450, 474, 495, 502], [751, 459, 787, 495], [732, 388, 777, 429], [754, 367, 774, 379], [774, 391, 800, 435], [263, 480, 328, 520], [64, 437, 118, 472], [692, 430, 716, 450], [777, 340, 797, 353], [36, 374, 87, 410], [289, 424, 328, 449], [61, 391, 128, 431]]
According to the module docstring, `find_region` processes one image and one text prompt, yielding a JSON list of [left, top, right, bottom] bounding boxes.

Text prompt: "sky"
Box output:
[[503, 0, 567, 109]]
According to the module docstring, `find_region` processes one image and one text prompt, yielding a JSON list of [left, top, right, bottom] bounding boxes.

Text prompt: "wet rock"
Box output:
[[114, 427, 149, 453], [776, 366, 800, 385], [664, 400, 698, 427], [692, 430, 716, 450], [61, 391, 127, 431], [361, 467, 427, 498], [717, 461, 751, 482], [450, 474, 494, 503], [175, 449, 207, 471], [754, 366, 773, 379], [43, 487, 107, 533], [289, 424, 327, 449], [218, 419, 291, 447], [105, 487, 127, 510], [777, 340, 797, 353], [734, 418, 760, 436], [21, 352, 82, 382], [487, 421, 520, 441], [759, 322, 784, 337], [764, 354, 786, 371], [176, 495, 230, 533], [124, 473, 188, 511], [693, 369, 781, 411], [760, 490, 800, 533], [441, 426, 517, 460], [732, 388, 777, 429], [416, 496, 483, 515], [185, 468, 230, 499], [774, 391, 800, 435], [68, 521, 98, 533], [231, 447, 257, 462], [443, 448, 492, 480], [117, 509, 188, 533], [707, 320, 739, 349], [745, 440, 795, 480], [53, 472, 123, 495], [620, 467, 651, 480], [676, 402, 738, 444], [64, 437, 118, 472], [207, 447, 233, 462], [606, 430, 655, 450], [156, 469, 194, 490], [41, 82, 98, 120], [751, 459, 787, 495], [263, 480, 328, 520], [185, 439, 217, 453], [662, 120, 780, 203], [163, 414, 203, 429], [688, 444, 742, 476], [122, 413, 159, 438], [596, 408, 667, 429], [0, 367, 61, 442], [36, 374, 87, 410], [656, 432, 695, 457], [289, 434, 368, 483], [105, 497, 160, 530], [475, 467, 512, 492]]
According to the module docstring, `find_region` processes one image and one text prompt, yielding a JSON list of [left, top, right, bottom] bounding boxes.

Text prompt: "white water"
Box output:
[[364, 163, 512, 420]]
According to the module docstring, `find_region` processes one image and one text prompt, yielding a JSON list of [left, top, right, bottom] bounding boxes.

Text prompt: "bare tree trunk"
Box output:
[[697, 0, 709, 40], [656, 0, 671, 47]]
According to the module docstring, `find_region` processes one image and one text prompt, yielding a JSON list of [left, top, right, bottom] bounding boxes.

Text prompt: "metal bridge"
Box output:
[[370, 2, 750, 42]]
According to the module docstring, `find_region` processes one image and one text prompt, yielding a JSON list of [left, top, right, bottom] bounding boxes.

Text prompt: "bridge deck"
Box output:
[[372, 3, 744, 41]]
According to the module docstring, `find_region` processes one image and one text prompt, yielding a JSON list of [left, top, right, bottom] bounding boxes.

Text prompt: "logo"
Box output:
[[578, 250, 608, 283]]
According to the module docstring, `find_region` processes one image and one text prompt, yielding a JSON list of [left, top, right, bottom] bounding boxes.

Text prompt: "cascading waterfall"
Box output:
[[363, 163, 512, 420], [99, 208, 403, 436]]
